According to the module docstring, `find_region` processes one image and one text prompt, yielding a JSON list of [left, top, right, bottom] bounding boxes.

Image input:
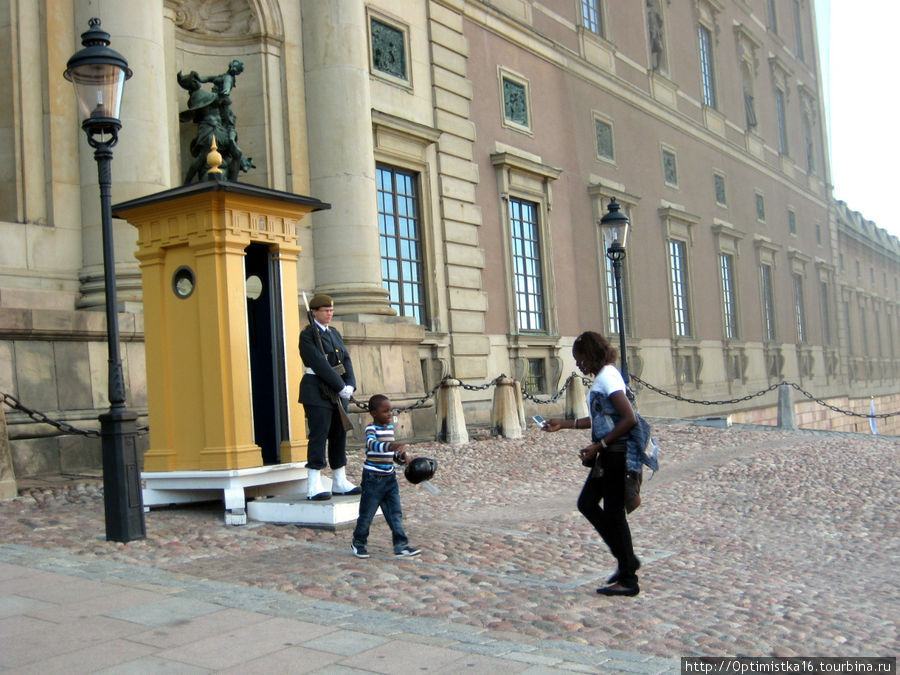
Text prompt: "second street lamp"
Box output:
[[65, 18, 145, 543], [599, 198, 631, 392]]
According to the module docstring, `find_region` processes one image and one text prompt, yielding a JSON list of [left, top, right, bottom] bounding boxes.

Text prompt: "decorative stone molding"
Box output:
[[167, 0, 259, 35]]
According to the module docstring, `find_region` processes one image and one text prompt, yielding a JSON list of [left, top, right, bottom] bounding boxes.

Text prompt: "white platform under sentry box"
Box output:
[[247, 493, 371, 530], [142, 462, 364, 529]]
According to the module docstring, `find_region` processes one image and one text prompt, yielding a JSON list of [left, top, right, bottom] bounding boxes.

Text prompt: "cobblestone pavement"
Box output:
[[2, 421, 898, 662]]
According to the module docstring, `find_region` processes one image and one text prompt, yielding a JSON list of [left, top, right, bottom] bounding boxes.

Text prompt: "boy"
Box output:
[[350, 394, 421, 559]]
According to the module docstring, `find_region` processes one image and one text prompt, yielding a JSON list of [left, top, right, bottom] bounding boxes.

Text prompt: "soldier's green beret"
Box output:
[[309, 294, 334, 309]]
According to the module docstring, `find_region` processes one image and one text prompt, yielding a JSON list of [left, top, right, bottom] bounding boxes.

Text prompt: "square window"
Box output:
[[503, 77, 528, 127], [714, 173, 727, 206], [595, 118, 614, 161], [755, 193, 766, 222], [663, 149, 678, 186], [370, 18, 407, 81]]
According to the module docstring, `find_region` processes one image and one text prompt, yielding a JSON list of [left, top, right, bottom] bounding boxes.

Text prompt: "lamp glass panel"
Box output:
[[69, 64, 126, 121], [602, 221, 629, 250]]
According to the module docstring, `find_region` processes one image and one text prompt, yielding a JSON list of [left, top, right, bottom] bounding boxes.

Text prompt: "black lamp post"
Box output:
[[599, 198, 631, 391], [65, 18, 145, 542]]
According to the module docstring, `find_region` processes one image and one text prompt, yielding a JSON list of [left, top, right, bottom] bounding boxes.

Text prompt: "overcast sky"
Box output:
[[817, 0, 899, 238]]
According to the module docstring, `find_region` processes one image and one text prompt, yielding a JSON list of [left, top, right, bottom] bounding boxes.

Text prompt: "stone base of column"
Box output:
[[77, 264, 143, 310], [315, 283, 394, 317]]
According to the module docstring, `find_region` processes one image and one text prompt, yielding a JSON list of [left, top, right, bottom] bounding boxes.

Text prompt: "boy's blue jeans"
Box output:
[[352, 471, 409, 553]]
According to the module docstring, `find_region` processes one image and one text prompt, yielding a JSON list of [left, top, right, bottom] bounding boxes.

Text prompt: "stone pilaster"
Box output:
[[301, 0, 392, 316], [428, 0, 489, 378]]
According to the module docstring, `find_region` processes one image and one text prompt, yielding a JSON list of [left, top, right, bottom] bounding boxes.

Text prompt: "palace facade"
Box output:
[[1, 0, 897, 475]]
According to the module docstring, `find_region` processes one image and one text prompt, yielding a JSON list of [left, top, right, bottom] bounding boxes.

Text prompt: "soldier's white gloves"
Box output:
[[338, 385, 354, 400]]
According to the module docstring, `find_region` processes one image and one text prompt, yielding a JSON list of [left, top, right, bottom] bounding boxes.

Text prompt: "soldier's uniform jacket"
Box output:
[[298, 323, 356, 408]]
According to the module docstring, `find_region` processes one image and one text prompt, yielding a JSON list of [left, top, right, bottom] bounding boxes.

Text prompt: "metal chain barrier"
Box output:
[[4, 371, 897, 439], [630, 375, 782, 407], [521, 372, 579, 404], [0, 392, 150, 437], [630, 375, 899, 419], [785, 381, 898, 419], [1, 392, 100, 438]]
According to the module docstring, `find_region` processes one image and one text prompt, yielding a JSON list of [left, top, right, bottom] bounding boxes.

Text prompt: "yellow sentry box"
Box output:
[[115, 180, 329, 472]]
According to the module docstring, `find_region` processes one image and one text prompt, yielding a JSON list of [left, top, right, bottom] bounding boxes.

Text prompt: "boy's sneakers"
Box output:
[[350, 543, 370, 559], [395, 546, 421, 558]]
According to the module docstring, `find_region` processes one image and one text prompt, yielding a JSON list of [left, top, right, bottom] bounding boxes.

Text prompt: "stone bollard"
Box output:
[[491, 376, 523, 439], [0, 406, 17, 500], [436, 379, 469, 445], [777, 383, 797, 430], [565, 374, 589, 420], [513, 380, 526, 430]]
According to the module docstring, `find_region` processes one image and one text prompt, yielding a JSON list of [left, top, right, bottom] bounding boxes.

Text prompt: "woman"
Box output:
[[546, 331, 641, 596]]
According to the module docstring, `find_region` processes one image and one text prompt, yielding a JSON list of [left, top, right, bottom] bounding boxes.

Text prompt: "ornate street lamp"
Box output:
[[65, 18, 145, 542], [599, 198, 631, 391]]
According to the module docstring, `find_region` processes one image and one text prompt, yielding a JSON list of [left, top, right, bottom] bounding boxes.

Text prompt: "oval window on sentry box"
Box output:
[[172, 266, 196, 299]]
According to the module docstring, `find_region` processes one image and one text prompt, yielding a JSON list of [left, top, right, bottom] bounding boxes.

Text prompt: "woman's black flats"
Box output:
[[597, 583, 640, 597]]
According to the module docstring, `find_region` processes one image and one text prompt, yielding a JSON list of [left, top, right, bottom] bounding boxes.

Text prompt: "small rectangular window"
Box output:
[[663, 149, 678, 186], [756, 193, 766, 222], [714, 173, 727, 206], [788, 210, 796, 235], [815, 223, 822, 245], [524, 358, 547, 394], [499, 69, 532, 135], [370, 18, 407, 81], [503, 78, 528, 126], [595, 118, 614, 161]]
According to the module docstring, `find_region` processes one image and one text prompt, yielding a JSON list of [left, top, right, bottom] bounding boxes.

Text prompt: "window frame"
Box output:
[[491, 151, 562, 337], [668, 239, 692, 338], [792, 272, 807, 344], [376, 163, 427, 324], [508, 197, 546, 332], [713, 172, 727, 207], [698, 22, 717, 109], [760, 263, 777, 342], [592, 112, 616, 163], [662, 146, 679, 188], [498, 66, 533, 136], [581, 0, 604, 36], [367, 11, 412, 90], [775, 86, 789, 155], [720, 252, 739, 341]]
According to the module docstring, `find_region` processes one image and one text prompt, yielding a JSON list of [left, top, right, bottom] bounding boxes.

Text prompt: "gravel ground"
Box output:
[[2, 421, 898, 658]]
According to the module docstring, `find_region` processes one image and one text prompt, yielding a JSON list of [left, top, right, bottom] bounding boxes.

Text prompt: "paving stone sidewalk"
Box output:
[[1, 421, 897, 672]]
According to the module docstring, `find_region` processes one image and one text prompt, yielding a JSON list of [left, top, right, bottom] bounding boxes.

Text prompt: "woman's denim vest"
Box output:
[[589, 390, 659, 474]]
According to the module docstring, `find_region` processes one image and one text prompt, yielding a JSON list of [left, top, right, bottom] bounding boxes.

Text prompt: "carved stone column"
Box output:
[[300, 0, 393, 316]]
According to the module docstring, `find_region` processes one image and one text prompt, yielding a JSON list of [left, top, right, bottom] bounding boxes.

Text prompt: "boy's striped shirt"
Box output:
[[363, 423, 397, 474]]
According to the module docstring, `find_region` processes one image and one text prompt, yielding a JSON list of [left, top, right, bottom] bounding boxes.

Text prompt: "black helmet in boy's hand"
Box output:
[[404, 457, 437, 484]]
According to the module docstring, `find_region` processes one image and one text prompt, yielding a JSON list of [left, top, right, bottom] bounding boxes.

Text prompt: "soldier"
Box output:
[[299, 294, 359, 500]]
